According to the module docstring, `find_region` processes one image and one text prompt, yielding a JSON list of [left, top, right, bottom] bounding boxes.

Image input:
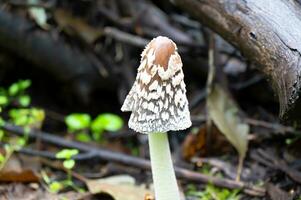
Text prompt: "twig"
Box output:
[[191, 114, 296, 134], [103, 27, 149, 47], [251, 149, 301, 184], [206, 33, 216, 95], [97, 7, 132, 29], [104, 131, 137, 140], [2, 123, 265, 196], [231, 75, 264, 90], [102, 27, 203, 53], [205, 32, 215, 161], [192, 157, 240, 180], [245, 118, 296, 134], [17, 148, 97, 161], [236, 156, 244, 182]]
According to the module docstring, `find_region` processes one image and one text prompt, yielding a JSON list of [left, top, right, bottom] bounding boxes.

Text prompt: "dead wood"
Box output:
[[173, 0, 301, 123]]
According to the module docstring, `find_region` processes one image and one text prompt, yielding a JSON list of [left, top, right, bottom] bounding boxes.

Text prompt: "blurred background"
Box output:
[[0, 0, 300, 200]]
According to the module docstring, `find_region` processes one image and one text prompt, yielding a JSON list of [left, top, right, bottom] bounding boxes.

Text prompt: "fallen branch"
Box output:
[[2, 123, 265, 196], [17, 148, 97, 161]]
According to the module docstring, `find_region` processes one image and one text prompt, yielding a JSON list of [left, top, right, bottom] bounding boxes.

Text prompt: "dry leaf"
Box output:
[[28, 0, 49, 30], [0, 155, 39, 182], [0, 183, 87, 200], [182, 125, 233, 160], [207, 84, 249, 180], [182, 127, 206, 160], [86, 175, 153, 200]]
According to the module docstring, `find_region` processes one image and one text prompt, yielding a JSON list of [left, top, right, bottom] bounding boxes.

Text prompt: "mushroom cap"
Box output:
[[121, 36, 191, 133]]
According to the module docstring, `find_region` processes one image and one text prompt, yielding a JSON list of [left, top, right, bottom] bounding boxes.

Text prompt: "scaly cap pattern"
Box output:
[[121, 36, 191, 133]]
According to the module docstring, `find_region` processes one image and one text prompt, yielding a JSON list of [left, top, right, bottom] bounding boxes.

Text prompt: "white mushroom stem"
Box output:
[[148, 132, 181, 200]]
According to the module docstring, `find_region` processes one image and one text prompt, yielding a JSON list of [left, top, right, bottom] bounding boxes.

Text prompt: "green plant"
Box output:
[[9, 108, 45, 128], [65, 113, 123, 142], [187, 184, 241, 200], [0, 79, 32, 108], [65, 113, 91, 132], [0, 80, 45, 177], [42, 171, 64, 193], [91, 113, 123, 141], [0, 79, 36, 141], [42, 149, 84, 193], [8, 108, 45, 148], [65, 113, 92, 142], [0, 144, 14, 171], [56, 149, 79, 182], [0, 79, 45, 149], [53, 149, 84, 193]]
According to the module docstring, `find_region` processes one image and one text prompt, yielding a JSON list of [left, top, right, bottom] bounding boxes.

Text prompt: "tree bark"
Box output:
[[173, 0, 301, 122]]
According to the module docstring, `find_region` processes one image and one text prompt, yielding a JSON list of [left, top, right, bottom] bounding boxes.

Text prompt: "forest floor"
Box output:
[[0, 1, 300, 200]]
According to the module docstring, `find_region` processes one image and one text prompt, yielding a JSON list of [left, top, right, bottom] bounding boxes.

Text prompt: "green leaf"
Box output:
[[56, 149, 79, 159], [18, 95, 31, 107], [0, 154, 5, 163], [63, 159, 75, 169], [18, 80, 31, 90], [0, 96, 8, 105], [131, 147, 139, 156], [8, 83, 19, 96], [8, 80, 31, 96], [75, 132, 91, 142], [92, 130, 103, 141], [65, 113, 91, 131], [49, 181, 63, 193], [9, 108, 45, 127], [17, 138, 26, 147], [187, 184, 241, 200], [207, 84, 249, 181], [91, 113, 123, 133]]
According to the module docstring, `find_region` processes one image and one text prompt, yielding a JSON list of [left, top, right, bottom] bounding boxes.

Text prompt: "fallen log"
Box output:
[[173, 0, 301, 123]]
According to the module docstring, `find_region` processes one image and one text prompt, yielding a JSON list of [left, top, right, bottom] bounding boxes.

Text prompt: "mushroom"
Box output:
[[121, 36, 191, 200]]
